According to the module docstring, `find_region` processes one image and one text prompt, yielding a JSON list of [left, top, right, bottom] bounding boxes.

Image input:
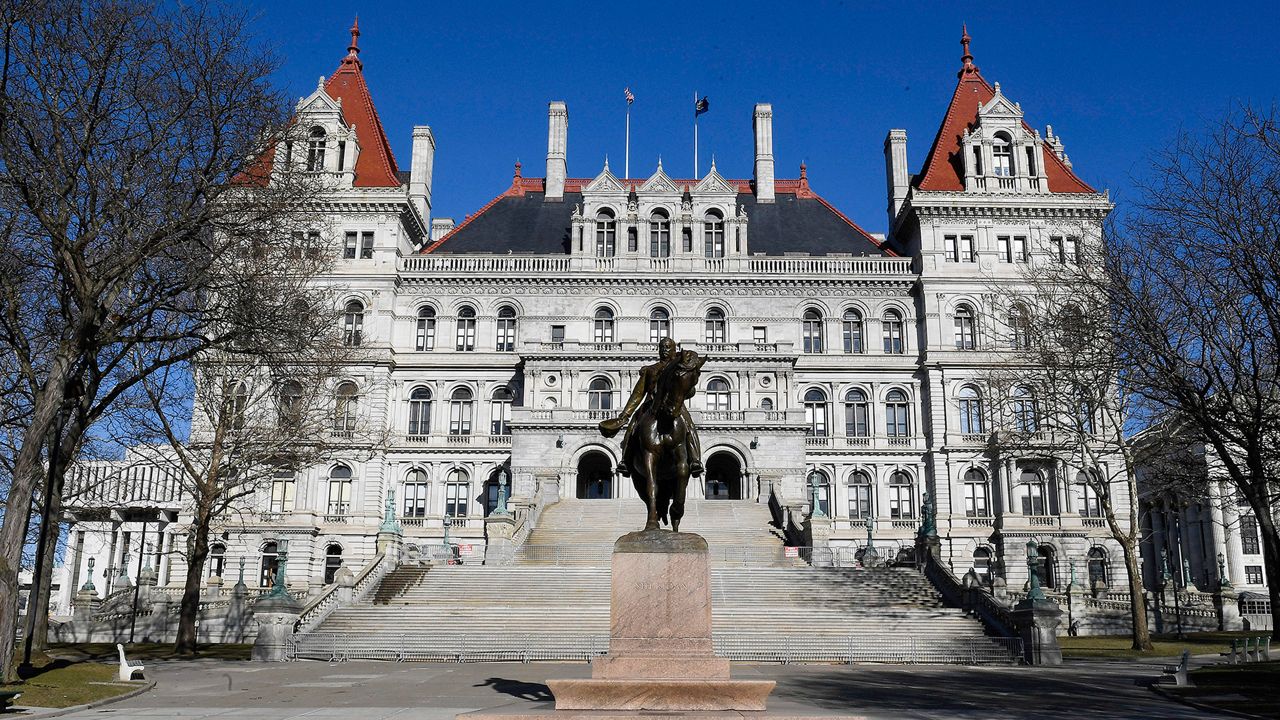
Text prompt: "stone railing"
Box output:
[[296, 552, 388, 635], [399, 254, 911, 278], [919, 546, 1018, 639]]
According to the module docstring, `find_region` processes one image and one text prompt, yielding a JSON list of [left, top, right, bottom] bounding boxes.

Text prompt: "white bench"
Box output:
[[1161, 650, 1190, 687], [0, 690, 22, 710], [117, 643, 144, 681]]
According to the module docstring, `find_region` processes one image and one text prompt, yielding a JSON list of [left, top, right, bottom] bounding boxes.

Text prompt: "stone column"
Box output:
[[251, 596, 302, 662], [333, 566, 355, 606], [1011, 597, 1063, 665], [1214, 588, 1242, 631], [484, 514, 517, 566], [72, 587, 100, 622]]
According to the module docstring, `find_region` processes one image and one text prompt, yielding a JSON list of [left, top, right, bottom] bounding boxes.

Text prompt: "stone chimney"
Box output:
[[545, 101, 568, 201], [430, 218, 455, 243], [753, 103, 775, 203], [884, 129, 909, 229], [409, 125, 435, 221]]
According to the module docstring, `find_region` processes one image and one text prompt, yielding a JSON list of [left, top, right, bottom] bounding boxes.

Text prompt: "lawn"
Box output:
[[1, 660, 140, 709], [1059, 631, 1267, 659], [48, 642, 252, 662]]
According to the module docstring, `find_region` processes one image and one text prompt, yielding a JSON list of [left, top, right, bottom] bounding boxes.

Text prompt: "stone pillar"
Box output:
[[484, 514, 517, 566], [1214, 588, 1242, 631], [204, 574, 223, 602], [805, 515, 832, 567], [251, 593, 303, 662], [72, 587, 100, 622], [1011, 597, 1063, 665], [333, 566, 355, 606]]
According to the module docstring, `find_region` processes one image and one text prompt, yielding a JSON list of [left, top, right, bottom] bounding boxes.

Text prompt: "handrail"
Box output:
[[296, 552, 388, 635], [920, 546, 1018, 639]]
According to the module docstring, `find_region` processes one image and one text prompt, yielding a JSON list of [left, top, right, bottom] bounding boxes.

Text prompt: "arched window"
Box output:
[[847, 470, 872, 519], [885, 389, 910, 437], [230, 381, 250, 429], [277, 379, 303, 426], [1037, 545, 1058, 589], [705, 378, 731, 411], [588, 377, 613, 411], [760, 397, 774, 411], [889, 471, 915, 519], [807, 469, 830, 515], [455, 306, 477, 351], [403, 468, 429, 518], [445, 468, 470, 518], [844, 389, 870, 438], [649, 307, 671, 343], [495, 306, 517, 352], [703, 209, 725, 258], [1017, 469, 1048, 516], [259, 542, 278, 587], [992, 132, 1014, 177], [269, 467, 295, 513], [649, 210, 671, 258], [882, 309, 905, 354], [705, 307, 726, 344], [209, 543, 226, 578], [323, 544, 343, 585], [842, 309, 864, 353], [802, 308, 824, 353], [327, 465, 353, 515], [972, 547, 992, 582], [1013, 386, 1039, 433], [1087, 547, 1108, 588], [485, 467, 511, 516], [1077, 472, 1103, 518], [593, 307, 615, 344], [449, 387, 474, 436], [1009, 304, 1031, 349], [595, 209, 617, 257], [954, 304, 977, 350], [803, 388, 828, 437], [490, 386, 514, 435], [958, 386, 984, 434], [963, 468, 989, 517], [306, 126, 326, 171], [342, 300, 364, 347], [333, 381, 359, 432], [407, 386, 432, 436], [415, 306, 437, 351]]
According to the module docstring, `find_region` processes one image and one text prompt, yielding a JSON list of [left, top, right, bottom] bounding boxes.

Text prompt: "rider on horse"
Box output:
[[599, 337, 703, 479]]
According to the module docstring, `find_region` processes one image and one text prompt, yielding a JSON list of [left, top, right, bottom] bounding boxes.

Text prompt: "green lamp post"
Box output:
[[1026, 539, 1047, 601], [266, 538, 290, 599], [809, 471, 826, 518]]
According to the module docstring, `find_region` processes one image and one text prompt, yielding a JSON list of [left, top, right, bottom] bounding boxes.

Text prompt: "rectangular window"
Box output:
[[1067, 237, 1080, 264], [753, 326, 767, 344], [889, 485, 914, 519], [343, 231, 357, 259], [944, 235, 959, 263], [997, 236, 1012, 263], [627, 226, 638, 253], [445, 482, 469, 518], [1050, 236, 1065, 263], [848, 485, 871, 519], [960, 235, 975, 262], [682, 227, 693, 253], [1241, 515, 1261, 555], [551, 325, 565, 344], [1014, 236, 1029, 262], [337, 141, 346, 171], [1245, 565, 1264, 585], [360, 231, 374, 259]]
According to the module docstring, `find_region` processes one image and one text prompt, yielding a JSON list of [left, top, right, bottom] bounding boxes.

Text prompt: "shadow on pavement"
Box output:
[[474, 677, 554, 702]]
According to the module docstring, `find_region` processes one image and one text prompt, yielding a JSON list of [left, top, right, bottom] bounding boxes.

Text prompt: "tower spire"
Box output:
[[343, 16, 362, 68], [959, 23, 979, 77]]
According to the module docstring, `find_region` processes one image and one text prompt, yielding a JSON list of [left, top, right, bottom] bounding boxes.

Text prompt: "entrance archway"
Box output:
[[576, 451, 614, 499], [704, 451, 742, 500]]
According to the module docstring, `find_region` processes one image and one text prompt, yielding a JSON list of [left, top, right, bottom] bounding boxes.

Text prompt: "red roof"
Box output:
[[915, 28, 1094, 194]]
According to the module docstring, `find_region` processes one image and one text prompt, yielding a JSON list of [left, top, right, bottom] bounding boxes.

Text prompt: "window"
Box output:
[[992, 133, 1014, 177], [649, 308, 670, 343], [455, 306, 477, 351], [889, 471, 914, 519], [972, 145, 983, 175], [885, 389, 910, 437], [882, 309, 905, 354], [847, 471, 872, 519], [1078, 473, 1103, 517], [306, 126, 326, 171], [1025, 146, 1037, 176], [495, 306, 517, 351], [449, 387, 474, 435], [961, 235, 975, 262], [753, 326, 767, 345], [490, 387, 513, 435], [1245, 566, 1264, 585], [627, 226, 638, 253], [802, 308, 824, 353], [649, 211, 671, 257], [844, 389, 870, 437], [230, 381, 249, 429], [948, 234, 975, 262], [324, 544, 343, 584], [595, 210, 617, 257], [1014, 236, 1029, 262], [1051, 236, 1065, 263], [958, 385, 984, 434], [973, 547, 992, 581], [328, 465, 353, 515], [593, 307, 615, 343], [963, 468, 989, 517], [954, 304, 977, 350], [407, 386, 432, 436], [269, 468, 295, 513], [337, 141, 346, 171], [403, 469, 429, 517], [997, 235, 1012, 263], [945, 234, 959, 263], [277, 379, 303, 426], [259, 542, 278, 588], [841, 309, 864, 353], [760, 397, 774, 411], [705, 378, 731, 411], [1067, 237, 1080, 264], [803, 388, 828, 437], [703, 210, 725, 258], [807, 470, 831, 515], [209, 543, 226, 577], [1086, 546, 1108, 588], [551, 324, 565, 344], [333, 381, 358, 432], [705, 307, 726, 344], [588, 377, 613, 411], [415, 307, 436, 351], [1241, 516, 1260, 555], [1018, 469, 1047, 515], [445, 469, 470, 518], [682, 226, 693, 253], [360, 231, 374, 259], [343, 231, 358, 259], [1009, 304, 1031, 349], [342, 300, 364, 347], [1013, 386, 1039, 433]]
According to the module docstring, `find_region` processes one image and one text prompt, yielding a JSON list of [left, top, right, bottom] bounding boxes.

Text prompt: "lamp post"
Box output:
[[266, 538, 290, 599], [1162, 551, 1182, 639], [809, 470, 826, 518], [495, 468, 510, 515], [1026, 540, 1047, 601], [1217, 551, 1232, 589]]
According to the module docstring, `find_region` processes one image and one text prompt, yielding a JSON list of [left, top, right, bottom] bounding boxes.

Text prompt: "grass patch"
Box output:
[[48, 642, 252, 662], [1, 661, 138, 708], [1059, 631, 1264, 659], [1168, 660, 1280, 717]]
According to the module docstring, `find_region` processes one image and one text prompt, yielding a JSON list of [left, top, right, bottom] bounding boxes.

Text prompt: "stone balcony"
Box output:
[[803, 434, 925, 453], [394, 433, 513, 450], [399, 253, 912, 278], [513, 408, 804, 431]]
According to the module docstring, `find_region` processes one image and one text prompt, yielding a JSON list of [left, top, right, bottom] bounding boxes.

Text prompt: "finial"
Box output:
[[656, 155, 663, 171], [513, 160, 522, 180], [342, 17, 363, 68], [603, 154, 610, 172], [959, 23, 979, 77], [709, 155, 717, 174], [799, 162, 807, 180]]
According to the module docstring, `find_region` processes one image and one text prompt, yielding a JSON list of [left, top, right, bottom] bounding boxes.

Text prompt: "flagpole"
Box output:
[[625, 104, 630, 179], [693, 91, 699, 178]]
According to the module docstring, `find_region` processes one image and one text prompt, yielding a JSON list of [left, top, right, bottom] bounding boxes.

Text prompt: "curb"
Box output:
[[11, 679, 156, 718], [1149, 683, 1268, 720]]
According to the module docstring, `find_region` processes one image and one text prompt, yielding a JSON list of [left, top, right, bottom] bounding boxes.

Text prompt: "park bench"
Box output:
[[0, 690, 23, 710], [1160, 650, 1190, 687], [117, 643, 145, 681]]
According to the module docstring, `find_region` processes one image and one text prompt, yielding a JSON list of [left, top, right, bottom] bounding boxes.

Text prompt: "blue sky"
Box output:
[[258, 1, 1279, 234]]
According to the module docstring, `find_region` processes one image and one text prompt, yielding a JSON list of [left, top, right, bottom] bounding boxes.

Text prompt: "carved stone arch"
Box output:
[[566, 440, 619, 467], [642, 297, 677, 316], [589, 298, 623, 318], [489, 297, 527, 316], [872, 298, 913, 319], [792, 298, 835, 316]]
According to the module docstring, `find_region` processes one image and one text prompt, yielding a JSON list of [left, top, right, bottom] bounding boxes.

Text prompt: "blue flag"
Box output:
[[694, 96, 709, 116]]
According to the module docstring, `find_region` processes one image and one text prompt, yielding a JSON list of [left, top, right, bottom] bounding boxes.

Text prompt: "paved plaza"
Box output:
[[32, 658, 1231, 720]]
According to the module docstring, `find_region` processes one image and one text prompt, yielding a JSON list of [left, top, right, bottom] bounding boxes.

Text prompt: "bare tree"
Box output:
[[978, 240, 1156, 651], [1110, 107, 1280, 639], [0, 0, 319, 679]]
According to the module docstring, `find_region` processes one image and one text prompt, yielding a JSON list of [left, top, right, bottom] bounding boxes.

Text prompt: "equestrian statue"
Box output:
[[599, 338, 706, 532]]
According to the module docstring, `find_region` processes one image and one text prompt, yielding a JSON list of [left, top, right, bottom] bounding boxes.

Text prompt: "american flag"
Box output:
[[624, 87, 635, 105]]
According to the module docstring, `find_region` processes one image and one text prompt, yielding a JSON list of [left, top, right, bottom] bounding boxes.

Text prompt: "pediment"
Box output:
[[583, 163, 626, 194], [638, 163, 680, 194], [694, 163, 736, 196], [979, 83, 1022, 119], [296, 78, 345, 117]]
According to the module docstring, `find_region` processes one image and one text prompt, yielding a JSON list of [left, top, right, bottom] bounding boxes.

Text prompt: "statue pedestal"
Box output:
[[547, 531, 774, 711]]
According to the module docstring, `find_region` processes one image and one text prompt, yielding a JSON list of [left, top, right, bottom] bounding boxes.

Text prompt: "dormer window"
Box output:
[[595, 209, 616, 257], [992, 133, 1014, 177], [703, 209, 725, 259], [649, 210, 671, 258], [307, 127, 326, 171]]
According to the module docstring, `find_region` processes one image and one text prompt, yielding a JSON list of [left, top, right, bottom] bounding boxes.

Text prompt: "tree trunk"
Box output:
[[174, 517, 211, 655], [22, 487, 63, 654], [1119, 541, 1153, 651]]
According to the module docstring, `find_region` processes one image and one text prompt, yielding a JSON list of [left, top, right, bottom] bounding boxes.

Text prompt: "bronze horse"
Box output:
[[600, 348, 706, 532]]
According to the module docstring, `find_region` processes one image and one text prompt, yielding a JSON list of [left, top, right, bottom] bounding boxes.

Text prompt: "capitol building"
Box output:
[[58, 25, 1156, 623]]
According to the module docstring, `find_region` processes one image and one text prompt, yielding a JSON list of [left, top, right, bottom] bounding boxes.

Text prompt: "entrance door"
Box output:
[[576, 451, 614, 499], [703, 452, 742, 500]]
